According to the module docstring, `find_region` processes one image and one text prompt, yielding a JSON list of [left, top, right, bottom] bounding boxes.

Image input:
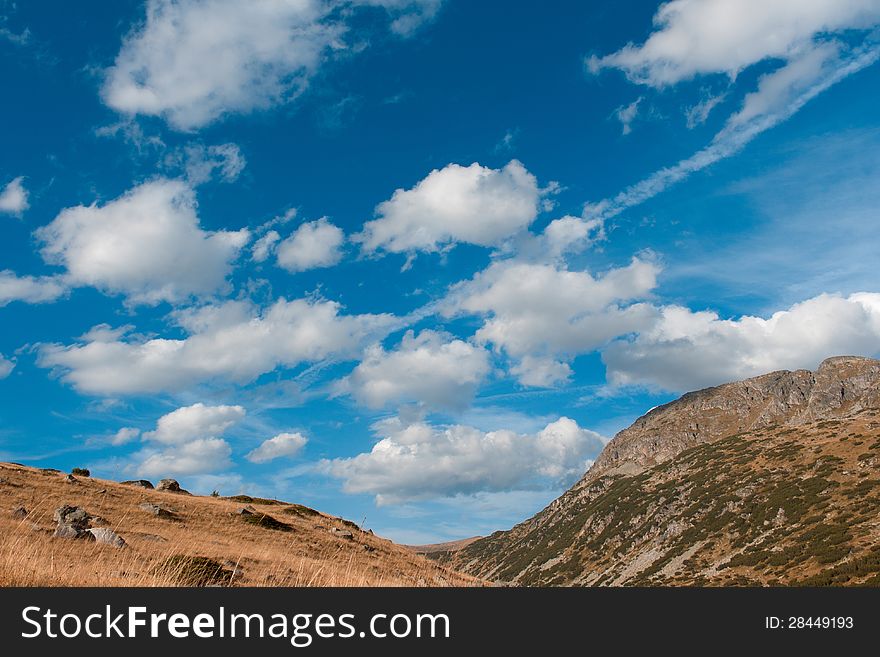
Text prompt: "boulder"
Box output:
[[54, 505, 91, 529], [87, 528, 126, 548], [330, 528, 354, 540], [157, 479, 190, 494], [139, 503, 176, 519], [63, 474, 78, 483], [54, 524, 93, 540], [236, 506, 256, 516], [121, 479, 154, 489]]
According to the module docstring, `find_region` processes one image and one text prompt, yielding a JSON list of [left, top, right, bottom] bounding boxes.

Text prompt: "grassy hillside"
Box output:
[[0, 462, 479, 587]]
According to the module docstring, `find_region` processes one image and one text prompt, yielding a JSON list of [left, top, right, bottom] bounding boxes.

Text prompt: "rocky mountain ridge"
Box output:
[[443, 356, 880, 586]]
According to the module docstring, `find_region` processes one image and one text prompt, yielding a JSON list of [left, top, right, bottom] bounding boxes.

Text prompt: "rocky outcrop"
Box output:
[[446, 356, 880, 586], [86, 528, 126, 548], [122, 479, 154, 489], [585, 356, 880, 484], [157, 479, 190, 495], [53, 505, 94, 540]]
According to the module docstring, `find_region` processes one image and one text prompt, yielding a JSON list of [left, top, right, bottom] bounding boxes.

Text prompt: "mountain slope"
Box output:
[[445, 356, 880, 586], [0, 463, 479, 587]]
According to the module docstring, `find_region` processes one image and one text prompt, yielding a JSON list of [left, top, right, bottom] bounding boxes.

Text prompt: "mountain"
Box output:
[[444, 356, 880, 586]]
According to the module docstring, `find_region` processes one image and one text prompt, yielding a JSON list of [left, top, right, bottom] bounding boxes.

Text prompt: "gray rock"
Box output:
[[236, 506, 256, 515], [138, 503, 176, 519], [156, 478, 190, 494], [62, 474, 78, 483], [53, 505, 91, 529], [121, 479, 154, 489], [11, 506, 28, 519], [330, 528, 354, 540], [87, 528, 126, 548], [54, 524, 94, 540]]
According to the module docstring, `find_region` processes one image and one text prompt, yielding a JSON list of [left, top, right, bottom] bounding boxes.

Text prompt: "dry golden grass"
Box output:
[[0, 463, 480, 587]]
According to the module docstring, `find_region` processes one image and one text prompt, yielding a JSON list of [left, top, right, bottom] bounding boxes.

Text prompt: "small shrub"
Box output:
[[71, 468, 90, 477], [155, 556, 232, 587]]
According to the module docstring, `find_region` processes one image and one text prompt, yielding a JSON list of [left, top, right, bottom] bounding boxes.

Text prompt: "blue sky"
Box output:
[[2, 0, 880, 544]]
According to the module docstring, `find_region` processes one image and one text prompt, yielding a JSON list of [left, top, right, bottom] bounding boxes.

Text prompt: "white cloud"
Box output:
[[246, 432, 308, 463], [0, 176, 29, 216], [341, 329, 491, 409], [603, 292, 880, 392], [585, 39, 880, 224], [0, 355, 14, 380], [684, 91, 727, 128], [587, 0, 880, 86], [38, 298, 397, 395], [163, 142, 246, 185], [0, 270, 67, 307], [110, 427, 141, 446], [142, 402, 245, 445], [444, 257, 660, 386], [129, 402, 244, 478], [102, 0, 343, 131], [355, 0, 444, 36], [138, 438, 233, 478], [36, 179, 249, 306], [355, 160, 543, 254], [276, 218, 345, 272], [614, 97, 642, 135], [321, 415, 606, 504], [252, 230, 281, 263]]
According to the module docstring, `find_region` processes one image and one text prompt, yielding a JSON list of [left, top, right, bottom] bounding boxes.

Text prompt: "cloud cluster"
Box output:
[[588, 0, 880, 86], [445, 257, 660, 386], [341, 329, 491, 409], [133, 403, 244, 478], [246, 432, 308, 463], [276, 218, 345, 272], [585, 1, 880, 224], [603, 292, 880, 392], [356, 160, 543, 254], [0, 176, 29, 216], [0, 270, 67, 307], [322, 415, 605, 504], [39, 298, 397, 395], [36, 179, 249, 306]]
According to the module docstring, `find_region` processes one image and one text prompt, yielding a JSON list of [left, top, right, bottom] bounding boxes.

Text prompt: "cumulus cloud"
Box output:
[[163, 142, 246, 185], [603, 292, 880, 392], [0, 270, 67, 307], [138, 438, 233, 478], [38, 298, 397, 395], [110, 427, 141, 446], [341, 329, 491, 409], [321, 415, 606, 504], [142, 402, 245, 445], [276, 218, 345, 272], [0, 355, 14, 380], [444, 257, 660, 386], [246, 432, 308, 463], [129, 403, 244, 478], [36, 179, 249, 306], [355, 160, 543, 254], [587, 0, 880, 86], [102, 0, 343, 130], [0, 176, 29, 216], [100, 1, 444, 130]]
